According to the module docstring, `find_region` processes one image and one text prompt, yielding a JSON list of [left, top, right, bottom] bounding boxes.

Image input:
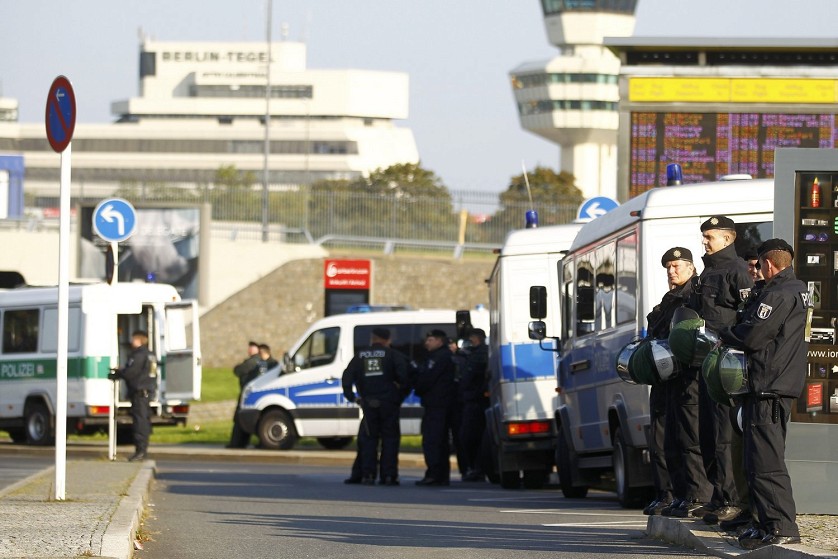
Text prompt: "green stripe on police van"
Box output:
[[0, 357, 111, 381]]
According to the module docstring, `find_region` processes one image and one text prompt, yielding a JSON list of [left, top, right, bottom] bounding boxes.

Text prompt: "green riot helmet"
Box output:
[[616, 340, 643, 384], [647, 339, 682, 383], [718, 347, 749, 396], [668, 318, 705, 364], [670, 306, 700, 332], [627, 340, 658, 385], [701, 347, 732, 406]]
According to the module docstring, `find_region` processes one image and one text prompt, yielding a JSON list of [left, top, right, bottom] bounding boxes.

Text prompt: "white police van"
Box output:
[[0, 282, 201, 444], [483, 223, 582, 489], [237, 308, 489, 450], [528, 178, 773, 506]]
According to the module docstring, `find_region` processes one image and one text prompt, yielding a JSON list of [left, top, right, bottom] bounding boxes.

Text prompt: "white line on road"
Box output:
[[541, 521, 648, 528], [501, 509, 640, 518]]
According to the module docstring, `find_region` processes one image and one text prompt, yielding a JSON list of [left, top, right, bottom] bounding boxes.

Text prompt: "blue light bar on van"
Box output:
[[525, 210, 538, 229], [666, 164, 683, 186]]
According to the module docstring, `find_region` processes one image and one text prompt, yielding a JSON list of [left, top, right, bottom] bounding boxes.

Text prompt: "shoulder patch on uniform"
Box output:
[[801, 292, 812, 308], [756, 303, 773, 320], [739, 288, 751, 301]]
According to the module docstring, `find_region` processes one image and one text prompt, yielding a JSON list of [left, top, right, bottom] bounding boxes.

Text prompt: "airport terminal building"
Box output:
[[0, 40, 419, 196]]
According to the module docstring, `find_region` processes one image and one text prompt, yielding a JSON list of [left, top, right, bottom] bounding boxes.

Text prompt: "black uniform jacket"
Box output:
[[413, 345, 456, 408], [342, 343, 408, 405], [114, 345, 155, 393], [691, 243, 754, 333], [646, 279, 694, 340], [719, 267, 808, 398], [234, 355, 262, 388], [459, 343, 489, 403]]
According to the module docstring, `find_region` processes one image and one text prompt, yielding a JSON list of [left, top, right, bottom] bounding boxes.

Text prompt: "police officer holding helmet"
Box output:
[[644, 247, 710, 515], [342, 328, 408, 486], [684, 215, 753, 521], [718, 239, 807, 549]]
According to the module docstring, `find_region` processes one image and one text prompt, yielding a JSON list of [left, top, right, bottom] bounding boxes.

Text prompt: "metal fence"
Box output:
[[25, 182, 579, 254]]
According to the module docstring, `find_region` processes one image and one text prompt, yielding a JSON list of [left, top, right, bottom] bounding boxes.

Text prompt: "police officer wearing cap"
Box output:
[[684, 215, 754, 520], [342, 327, 408, 486], [718, 239, 806, 549], [414, 329, 457, 486], [644, 248, 710, 516]]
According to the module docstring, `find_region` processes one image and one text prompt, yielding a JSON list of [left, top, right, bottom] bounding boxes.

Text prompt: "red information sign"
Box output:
[[324, 259, 371, 290]]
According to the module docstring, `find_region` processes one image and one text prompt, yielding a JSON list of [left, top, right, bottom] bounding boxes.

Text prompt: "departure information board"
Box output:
[[629, 112, 838, 197]]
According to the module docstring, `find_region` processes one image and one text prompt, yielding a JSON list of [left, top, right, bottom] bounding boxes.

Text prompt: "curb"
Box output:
[[98, 460, 156, 559], [647, 516, 838, 559]]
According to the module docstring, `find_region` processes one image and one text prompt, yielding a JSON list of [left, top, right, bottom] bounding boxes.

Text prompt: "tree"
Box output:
[[492, 166, 582, 233]]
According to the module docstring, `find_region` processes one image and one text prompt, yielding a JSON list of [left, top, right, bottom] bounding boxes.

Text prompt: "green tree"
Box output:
[[209, 165, 260, 221], [491, 166, 582, 235]]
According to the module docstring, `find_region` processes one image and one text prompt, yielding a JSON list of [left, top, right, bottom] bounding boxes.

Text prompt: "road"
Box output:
[[139, 459, 712, 559], [0, 455, 51, 492]]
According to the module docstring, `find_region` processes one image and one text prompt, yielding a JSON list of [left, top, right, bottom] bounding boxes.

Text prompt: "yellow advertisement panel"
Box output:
[[629, 78, 836, 104]]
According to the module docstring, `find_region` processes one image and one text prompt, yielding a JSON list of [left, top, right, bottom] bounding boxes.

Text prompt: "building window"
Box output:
[[541, 0, 637, 15]]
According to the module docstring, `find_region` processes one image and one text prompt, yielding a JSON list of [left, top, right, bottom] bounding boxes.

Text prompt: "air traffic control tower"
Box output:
[[510, 1, 638, 200]]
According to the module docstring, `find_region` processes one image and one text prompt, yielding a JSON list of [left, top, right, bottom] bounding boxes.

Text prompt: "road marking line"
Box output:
[[501, 509, 640, 518], [542, 521, 647, 527]]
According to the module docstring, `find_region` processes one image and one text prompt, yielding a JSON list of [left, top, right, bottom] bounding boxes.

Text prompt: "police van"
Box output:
[[528, 178, 773, 506], [0, 282, 201, 444], [484, 223, 582, 489], [237, 308, 489, 450]]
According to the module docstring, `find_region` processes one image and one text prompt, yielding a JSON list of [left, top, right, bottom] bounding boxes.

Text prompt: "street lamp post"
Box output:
[[261, 0, 273, 242]]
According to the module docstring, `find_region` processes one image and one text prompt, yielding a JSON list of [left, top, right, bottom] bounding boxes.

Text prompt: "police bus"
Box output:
[[0, 282, 202, 444], [528, 178, 773, 506], [237, 308, 489, 450], [483, 223, 582, 489]]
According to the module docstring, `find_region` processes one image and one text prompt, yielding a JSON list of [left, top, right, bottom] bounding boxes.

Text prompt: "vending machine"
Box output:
[[774, 148, 838, 514]]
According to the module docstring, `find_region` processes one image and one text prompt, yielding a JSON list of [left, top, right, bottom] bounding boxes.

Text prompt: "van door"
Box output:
[[163, 301, 202, 401]]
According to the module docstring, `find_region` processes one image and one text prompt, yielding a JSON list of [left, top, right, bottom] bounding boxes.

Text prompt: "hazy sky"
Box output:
[[1, 0, 836, 193]]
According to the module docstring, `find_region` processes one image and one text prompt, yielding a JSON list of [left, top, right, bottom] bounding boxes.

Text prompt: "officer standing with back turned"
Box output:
[[342, 328, 408, 486], [718, 239, 807, 549]]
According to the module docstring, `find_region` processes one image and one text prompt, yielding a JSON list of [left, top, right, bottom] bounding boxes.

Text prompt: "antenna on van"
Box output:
[[522, 161, 538, 229]]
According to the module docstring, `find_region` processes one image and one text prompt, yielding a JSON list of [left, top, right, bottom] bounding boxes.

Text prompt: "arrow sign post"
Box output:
[[45, 76, 76, 501], [577, 196, 620, 222]]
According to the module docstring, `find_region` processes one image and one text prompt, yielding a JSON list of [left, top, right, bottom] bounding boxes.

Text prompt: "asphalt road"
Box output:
[[139, 460, 713, 559], [0, 455, 51, 492]]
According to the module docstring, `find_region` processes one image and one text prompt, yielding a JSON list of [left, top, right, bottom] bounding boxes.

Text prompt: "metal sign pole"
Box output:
[[108, 241, 119, 461], [54, 142, 71, 501]]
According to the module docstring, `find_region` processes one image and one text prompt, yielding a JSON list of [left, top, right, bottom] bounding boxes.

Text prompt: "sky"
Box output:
[[1, 0, 837, 193]]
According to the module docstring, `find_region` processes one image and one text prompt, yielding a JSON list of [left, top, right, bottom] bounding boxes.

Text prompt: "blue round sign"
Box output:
[[577, 196, 619, 221], [92, 198, 137, 242]]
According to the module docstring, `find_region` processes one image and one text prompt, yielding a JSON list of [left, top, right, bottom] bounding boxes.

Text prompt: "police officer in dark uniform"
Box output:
[[682, 215, 754, 521], [414, 329, 457, 486], [458, 328, 489, 482], [110, 330, 155, 461], [228, 341, 261, 448], [342, 328, 408, 486], [644, 247, 710, 515], [718, 239, 806, 549]]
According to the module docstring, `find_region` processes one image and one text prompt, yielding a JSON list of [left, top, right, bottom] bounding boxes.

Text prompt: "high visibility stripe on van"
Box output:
[[0, 356, 111, 381], [499, 342, 557, 382]]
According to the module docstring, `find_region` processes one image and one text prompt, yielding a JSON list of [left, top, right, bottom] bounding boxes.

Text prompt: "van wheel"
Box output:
[[316, 437, 352, 450], [557, 431, 588, 498], [258, 410, 298, 450], [613, 427, 644, 508], [25, 402, 53, 446]]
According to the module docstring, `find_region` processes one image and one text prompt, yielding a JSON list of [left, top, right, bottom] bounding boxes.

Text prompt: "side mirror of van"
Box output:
[[528, 320, 547, 341], [282, 352, 292, 373], [455, 309, 472, 340], [529, 286, 547, 319]]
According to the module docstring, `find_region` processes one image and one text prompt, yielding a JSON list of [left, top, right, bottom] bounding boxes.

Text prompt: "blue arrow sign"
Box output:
[[45, 76, 76, 153], [92, 198, 137, 242], [577, 196, 619, 221]]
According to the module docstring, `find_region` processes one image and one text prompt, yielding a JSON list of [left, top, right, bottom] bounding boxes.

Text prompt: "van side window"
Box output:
[[41, 307, 82, 353], [616, 232, 638, 324], [576, 253, 595, 335], [595, 243, 616, 330], [291, 327, 340, 371], [561, 259, 574, 340], [3, 309, 39, 354]]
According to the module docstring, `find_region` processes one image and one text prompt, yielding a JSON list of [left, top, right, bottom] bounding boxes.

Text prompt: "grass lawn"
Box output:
[[200, 367, 240, 403]]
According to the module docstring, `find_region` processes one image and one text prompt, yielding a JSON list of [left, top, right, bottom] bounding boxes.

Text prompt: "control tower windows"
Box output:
[[541, 0, 637, 16]]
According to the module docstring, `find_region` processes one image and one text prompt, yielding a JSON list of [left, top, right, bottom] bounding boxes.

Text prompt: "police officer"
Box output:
[[228, 341, 261, 448], [414, 329, 457, 486], [458, 328, 489, 482], [644, 248, 710, 515], [342, 328, 408, 486], [718, 239, 805, 549], [110, 330, 155, 461], [683, 215, 753, 521]]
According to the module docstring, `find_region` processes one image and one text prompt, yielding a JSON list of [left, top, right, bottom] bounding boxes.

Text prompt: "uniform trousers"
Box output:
[[130, 389, 151, 453], [666, 370, 710, 501], [649, 384, 672, 500], [421, 404, 454, 481], [359, 401, 401, 480], [743, 394, 799, 537], [699, 376, 738, 506]]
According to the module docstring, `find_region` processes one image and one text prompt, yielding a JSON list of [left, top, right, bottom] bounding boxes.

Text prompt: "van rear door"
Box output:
[[163, 301, 202, 401]]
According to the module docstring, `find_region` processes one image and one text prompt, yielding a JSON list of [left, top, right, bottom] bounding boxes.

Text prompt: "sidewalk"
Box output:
[[0, 459, 154, 559]]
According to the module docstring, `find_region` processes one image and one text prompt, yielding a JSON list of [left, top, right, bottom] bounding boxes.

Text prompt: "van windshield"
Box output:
[[290, 327, 340, 372]]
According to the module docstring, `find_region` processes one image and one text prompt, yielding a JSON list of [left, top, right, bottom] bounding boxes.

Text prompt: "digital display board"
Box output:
[[629, 112, 838, 197]]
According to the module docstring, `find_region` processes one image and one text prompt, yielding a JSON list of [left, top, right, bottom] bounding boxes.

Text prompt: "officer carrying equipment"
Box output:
[[617, 339, 682, 385], [669, 318, 719, 367]]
